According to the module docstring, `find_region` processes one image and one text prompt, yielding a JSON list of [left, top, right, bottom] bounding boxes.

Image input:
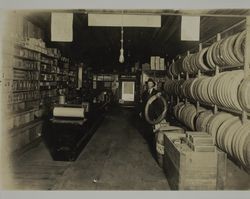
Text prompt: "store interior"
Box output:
[[1, 9, 250, 190]]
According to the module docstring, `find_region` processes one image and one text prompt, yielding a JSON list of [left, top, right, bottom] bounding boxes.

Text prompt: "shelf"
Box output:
[[9, 98, 40, 105], [13, 79, 39, 82], [40, 70, 57, 74], [40, 84, 57, 87], [40, 60, 52, 65], [217, 65, 243, 71], [15, 43, 45, 54], [11, 107, 38, 116], [40, 80, 57, 82], [14, 55, 40, 62], [195, 65, 244, 76], [40, 89, 57, 91], [13, 89, 39, 93], [41, 52, 56, 58], [186, 99, 250, 117], [9, 118, 43, 134], [13, 67, 39, 72], [13, 78, 39, 81]]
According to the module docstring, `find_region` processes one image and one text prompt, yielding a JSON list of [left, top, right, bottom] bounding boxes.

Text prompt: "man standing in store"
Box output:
[[140, 78, 158, 118], [144, 78, 158, 103]]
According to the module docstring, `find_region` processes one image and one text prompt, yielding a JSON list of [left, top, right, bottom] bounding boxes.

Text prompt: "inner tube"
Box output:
[[144, 94, 168, 125]]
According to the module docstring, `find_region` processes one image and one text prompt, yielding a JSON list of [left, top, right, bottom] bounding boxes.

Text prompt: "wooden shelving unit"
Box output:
[[167, 17, 250, 173], [1, 37, 44, 153], [0, 15, 77, 153]]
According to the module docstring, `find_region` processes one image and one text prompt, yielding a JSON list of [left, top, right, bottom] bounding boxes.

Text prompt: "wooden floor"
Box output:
[[6, 108, 170, 190], [3, 107, 250, 190]]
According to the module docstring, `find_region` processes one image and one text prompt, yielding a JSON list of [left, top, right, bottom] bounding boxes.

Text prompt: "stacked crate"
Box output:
[[162, 130, 226, 190]]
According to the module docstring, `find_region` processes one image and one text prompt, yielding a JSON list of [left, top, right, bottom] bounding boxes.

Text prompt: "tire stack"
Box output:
[[166, 30, 245, 76], [165, 70, 245, 111], [173, 103, 250, 168], [207, 112, 250, 169], [165, 30, 250, 170], [173, 103, 205, 131]]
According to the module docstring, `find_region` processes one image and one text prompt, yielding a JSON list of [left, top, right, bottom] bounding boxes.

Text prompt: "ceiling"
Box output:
[[25, 9, 250, 72]]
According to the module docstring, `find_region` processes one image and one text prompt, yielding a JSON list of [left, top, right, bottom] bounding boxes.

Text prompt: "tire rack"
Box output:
[[167, 17, 250, 171]]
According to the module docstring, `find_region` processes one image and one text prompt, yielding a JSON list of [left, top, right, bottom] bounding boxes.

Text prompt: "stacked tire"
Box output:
[[173, 103, 205, 131], [207, 112, 250, 168], [166, 30, 245, 76], [165, 70, 245, 111], [173, 103, 250, 168]]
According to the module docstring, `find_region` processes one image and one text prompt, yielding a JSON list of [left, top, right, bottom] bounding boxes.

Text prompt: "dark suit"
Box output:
[[141, 88, 158, 119]]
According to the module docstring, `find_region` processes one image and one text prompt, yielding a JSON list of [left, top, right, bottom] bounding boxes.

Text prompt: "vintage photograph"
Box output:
[[0, 6, 250, 191]]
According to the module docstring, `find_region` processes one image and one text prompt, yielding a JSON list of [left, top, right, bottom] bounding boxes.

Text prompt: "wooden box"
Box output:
[[163, 133, 225, 190], [150, 56, 156, 70]]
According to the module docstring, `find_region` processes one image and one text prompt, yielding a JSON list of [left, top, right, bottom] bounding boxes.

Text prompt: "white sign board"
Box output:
[[121, 81, 135, 101], [51, 12, 73, 42], [181, 16, 200, 41], [88, 14, 161, 27]]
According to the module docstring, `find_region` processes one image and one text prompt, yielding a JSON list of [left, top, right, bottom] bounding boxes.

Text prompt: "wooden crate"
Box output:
[[163, 133, 225, 190]]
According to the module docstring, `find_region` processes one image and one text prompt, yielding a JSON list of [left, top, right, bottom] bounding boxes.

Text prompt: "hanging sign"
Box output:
[[88, 14, 161, 27], [51, 12, 73, 42], [181, 16, 200, 41]]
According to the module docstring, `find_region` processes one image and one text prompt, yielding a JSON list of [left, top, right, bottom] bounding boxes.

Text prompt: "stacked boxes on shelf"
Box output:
[[68, 64, 77, 87], [2, 31, 43, 152], [39, 48, 61, 108], [150, 56, 166, 71], [55, 56, 70, 102], [1, 14, 76, 153], [67, 64, 78, 103]]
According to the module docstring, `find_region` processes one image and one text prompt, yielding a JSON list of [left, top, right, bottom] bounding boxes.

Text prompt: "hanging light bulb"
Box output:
[[119, 48, 124, 63], [119, 28, 124, 63], [119, 11, 125, 63]]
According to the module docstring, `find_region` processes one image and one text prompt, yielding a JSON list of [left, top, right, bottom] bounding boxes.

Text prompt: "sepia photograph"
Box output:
[[0, 0, 250, 196]]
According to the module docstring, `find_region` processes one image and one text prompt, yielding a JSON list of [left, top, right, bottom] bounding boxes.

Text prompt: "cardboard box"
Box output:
[[155, 56, 160, 70], [150, 56, 156, 70], [160, 58, 165, 70]]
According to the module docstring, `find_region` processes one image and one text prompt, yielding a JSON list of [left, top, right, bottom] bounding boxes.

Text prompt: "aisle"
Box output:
[[53, 108, 170, 190], [9, 107, 170, 190]]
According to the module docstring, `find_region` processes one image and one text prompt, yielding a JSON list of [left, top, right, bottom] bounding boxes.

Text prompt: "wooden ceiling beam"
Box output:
[[84, 9, 250, 18]]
